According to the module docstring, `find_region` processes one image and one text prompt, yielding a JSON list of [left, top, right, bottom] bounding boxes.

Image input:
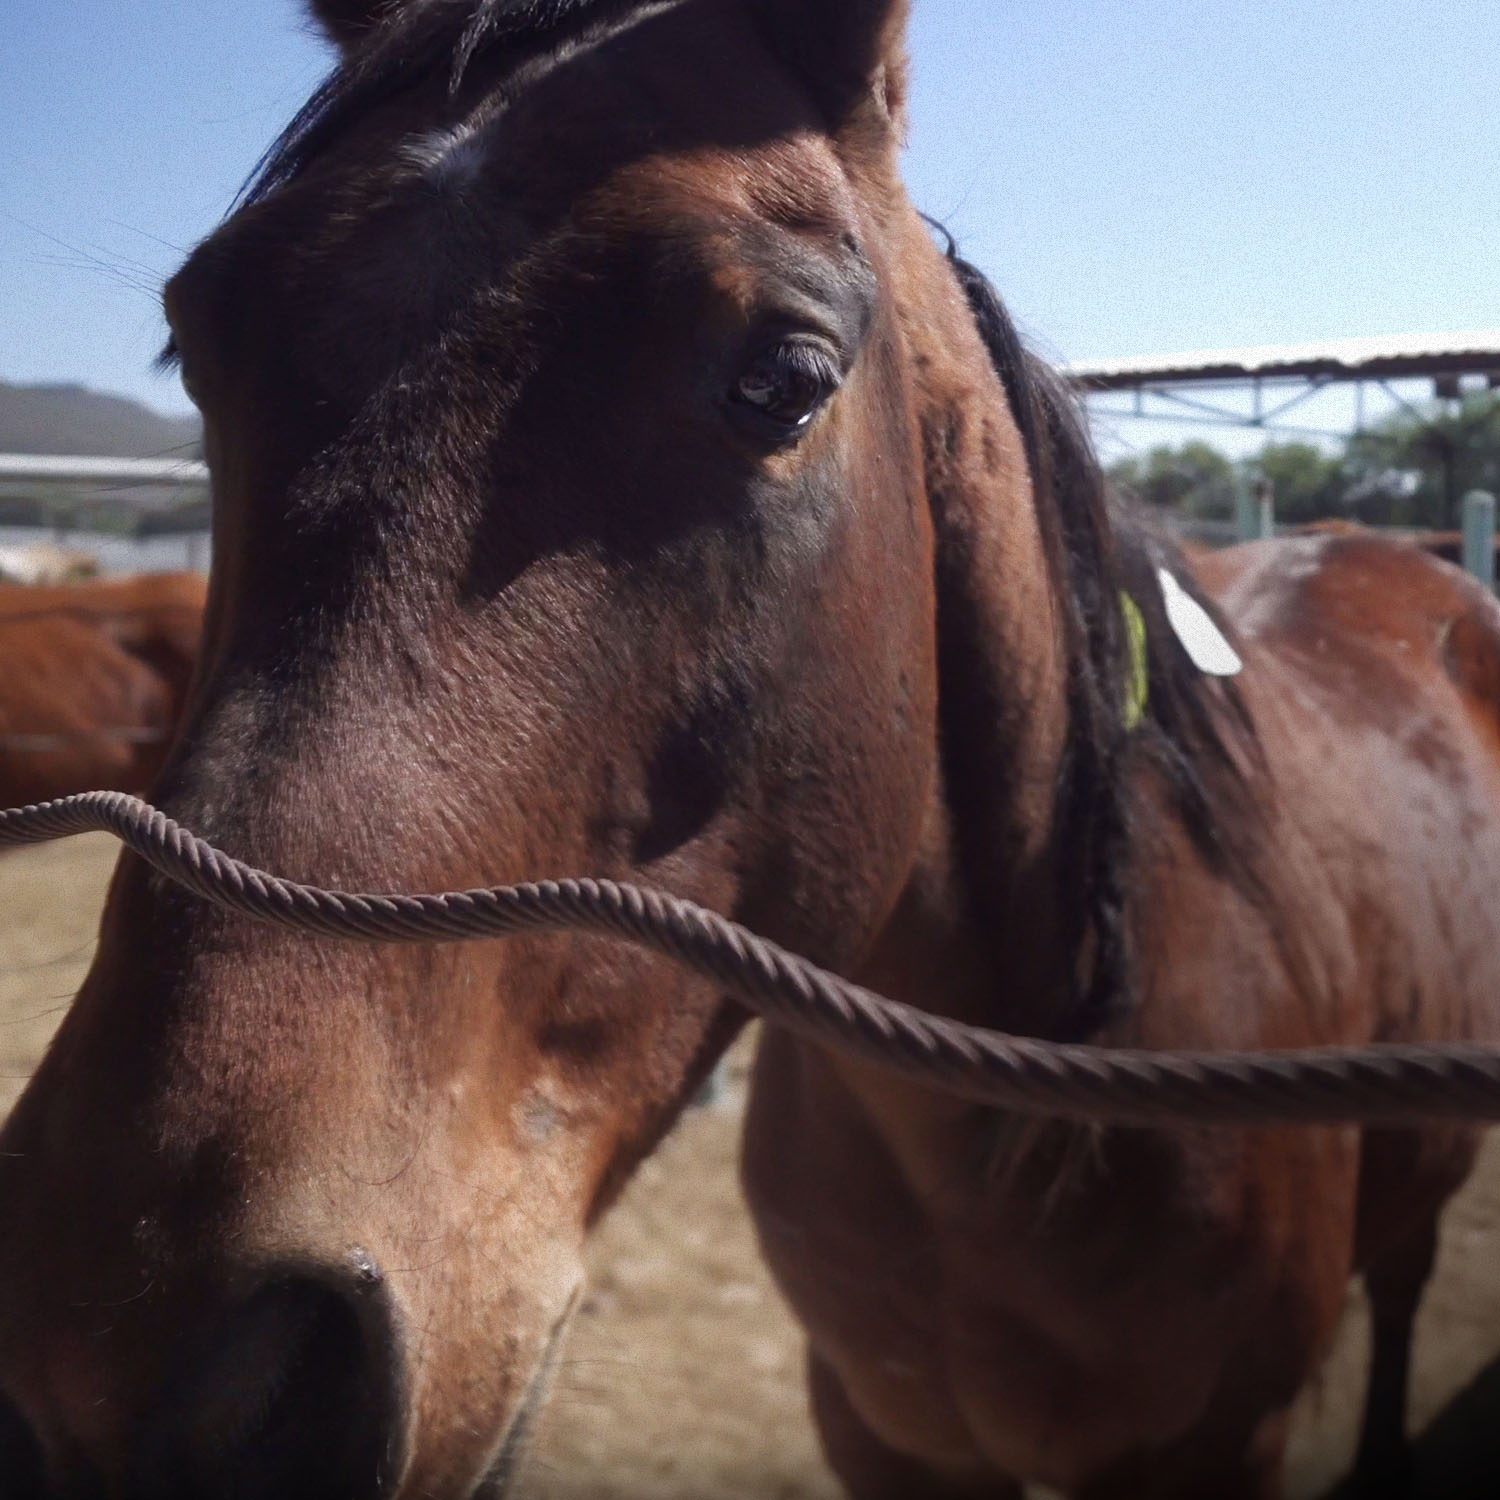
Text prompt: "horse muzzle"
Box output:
[[0, 1259, 406, 1500]]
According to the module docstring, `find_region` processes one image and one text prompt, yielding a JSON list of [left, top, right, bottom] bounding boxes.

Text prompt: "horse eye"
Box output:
[[731, 344, 840, 436]]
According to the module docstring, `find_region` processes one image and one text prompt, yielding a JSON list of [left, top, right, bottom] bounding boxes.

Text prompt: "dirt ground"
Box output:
[[3, 836, 1500, 1498]]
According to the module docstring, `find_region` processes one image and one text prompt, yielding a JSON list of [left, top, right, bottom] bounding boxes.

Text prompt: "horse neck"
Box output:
[[858, 218, 1079, 1042]]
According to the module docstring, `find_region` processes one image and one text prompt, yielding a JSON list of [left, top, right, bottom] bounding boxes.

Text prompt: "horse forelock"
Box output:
[[943, 243, 1265, 1038], [243, 0, 679, 207]]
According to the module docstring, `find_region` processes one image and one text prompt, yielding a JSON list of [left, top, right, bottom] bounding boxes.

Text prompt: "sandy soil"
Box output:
[[3, 836, 1499, 1498]]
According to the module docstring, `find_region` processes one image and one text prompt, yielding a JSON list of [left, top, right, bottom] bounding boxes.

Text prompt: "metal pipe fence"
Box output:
[[0, 453, 210, 576]]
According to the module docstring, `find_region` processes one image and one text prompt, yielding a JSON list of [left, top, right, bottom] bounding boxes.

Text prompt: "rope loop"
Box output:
[[4, 791, 1500, 1126]]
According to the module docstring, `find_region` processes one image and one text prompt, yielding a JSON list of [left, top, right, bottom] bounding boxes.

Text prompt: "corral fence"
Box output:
[[0, 453, 210, 575], [1, 454, 1494, 593], [1150, 486, 1500, 593]]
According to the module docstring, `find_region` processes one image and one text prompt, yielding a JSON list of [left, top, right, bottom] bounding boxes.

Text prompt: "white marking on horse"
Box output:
[[1225, 534, 1335, 639], [402, 121, 488, 187], [396, 1, 684, 195]]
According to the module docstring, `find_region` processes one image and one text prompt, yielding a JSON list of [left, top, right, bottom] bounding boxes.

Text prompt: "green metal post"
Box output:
[[1462, 490, 1497, 590], [1234, 474, 1257, 542], [1253, 478, 1275, 541]]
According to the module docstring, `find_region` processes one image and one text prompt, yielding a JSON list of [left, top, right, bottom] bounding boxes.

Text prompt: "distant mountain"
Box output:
[[0, 380, 201, 459]]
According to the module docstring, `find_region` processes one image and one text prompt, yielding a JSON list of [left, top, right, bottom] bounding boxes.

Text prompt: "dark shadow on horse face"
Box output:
[[0, 1, 935, 1496]]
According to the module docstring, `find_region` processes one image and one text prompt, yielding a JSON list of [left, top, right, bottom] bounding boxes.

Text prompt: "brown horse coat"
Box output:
[[749, 527, 1500, 1497], [0, 4, 1495, 1499], [0, 574, 206, 806]]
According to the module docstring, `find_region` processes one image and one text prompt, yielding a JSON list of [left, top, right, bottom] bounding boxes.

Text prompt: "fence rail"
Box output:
[[3, 455, 1494, 588], [0, 453, 209, 514]]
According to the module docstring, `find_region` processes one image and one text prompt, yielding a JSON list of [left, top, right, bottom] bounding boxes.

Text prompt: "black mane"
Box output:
[[945, 244, 1261, 1038], [245, 0, 651, 205]]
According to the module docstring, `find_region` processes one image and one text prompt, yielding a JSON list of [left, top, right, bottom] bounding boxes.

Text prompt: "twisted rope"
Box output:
[[4, 791, 1500, 1128]]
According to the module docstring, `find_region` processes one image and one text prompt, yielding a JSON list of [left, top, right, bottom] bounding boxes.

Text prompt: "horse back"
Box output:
[[0, 573, 207, 697], [0, 574, 207, 804], [1189, 534, 1500, 1053], [0, 572, 206, 622]]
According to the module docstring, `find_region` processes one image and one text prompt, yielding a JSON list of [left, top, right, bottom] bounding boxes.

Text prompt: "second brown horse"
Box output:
[[0, 574, 206, 807]]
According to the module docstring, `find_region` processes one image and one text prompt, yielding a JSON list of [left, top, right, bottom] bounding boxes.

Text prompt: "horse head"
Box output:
[[0, 2, 1044, 1495]]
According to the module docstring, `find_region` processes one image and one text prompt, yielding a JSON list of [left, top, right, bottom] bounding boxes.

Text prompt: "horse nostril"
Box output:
[[135, 1271, 403, 1500], [0, 1390, 49, 1500]]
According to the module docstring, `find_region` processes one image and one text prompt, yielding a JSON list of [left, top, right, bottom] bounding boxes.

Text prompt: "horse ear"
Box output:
[[752, 0, 910, 132], [307, 0, 398, 49]]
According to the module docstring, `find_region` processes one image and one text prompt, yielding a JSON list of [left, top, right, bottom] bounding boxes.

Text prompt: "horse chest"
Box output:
[[747, 1047, 1359, 1490], [814, 1200, 1279, 1489], [936, 1214, 1278, 1486]]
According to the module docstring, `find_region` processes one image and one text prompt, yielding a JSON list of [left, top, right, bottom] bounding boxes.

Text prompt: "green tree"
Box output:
[[1342, 393, 1500, 529], [1108, 441, 1236, 519], [1247, 442, 1345, 525], [1107, 392, 1500, 532]]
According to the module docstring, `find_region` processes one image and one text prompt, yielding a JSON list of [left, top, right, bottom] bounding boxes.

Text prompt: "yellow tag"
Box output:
[[1121, 593, 1149, 731]]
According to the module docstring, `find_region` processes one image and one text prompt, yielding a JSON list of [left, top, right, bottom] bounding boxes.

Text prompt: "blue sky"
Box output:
[[3, 0, 1498, 457]]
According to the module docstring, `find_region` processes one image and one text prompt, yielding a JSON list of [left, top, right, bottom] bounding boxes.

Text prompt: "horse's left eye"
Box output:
[[730, 343, 841, 437]]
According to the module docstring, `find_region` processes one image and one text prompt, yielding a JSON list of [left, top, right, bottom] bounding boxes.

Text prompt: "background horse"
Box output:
[[0, 544, 99, 587], [0, 574, 206, 806], [1, 2, 1497, 1498]]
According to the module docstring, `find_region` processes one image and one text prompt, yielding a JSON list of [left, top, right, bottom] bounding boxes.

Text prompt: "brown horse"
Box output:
[[1, 2, 1497, 1497], [0, 574, 207, 808]]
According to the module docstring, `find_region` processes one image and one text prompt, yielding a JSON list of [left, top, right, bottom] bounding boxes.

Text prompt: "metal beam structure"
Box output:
[[1069, 330, 1500, 393], [1067, 330, 1500, 443]]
